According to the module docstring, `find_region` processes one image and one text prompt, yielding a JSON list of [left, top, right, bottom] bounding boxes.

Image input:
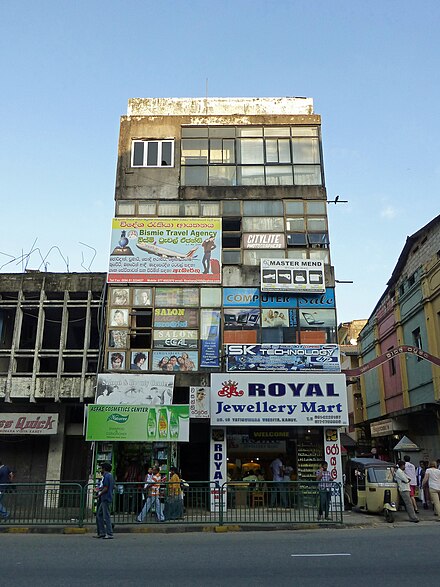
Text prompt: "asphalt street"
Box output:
[[0, 525, 438, 587]]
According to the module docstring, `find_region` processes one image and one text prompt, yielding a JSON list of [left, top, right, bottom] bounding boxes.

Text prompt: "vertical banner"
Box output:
[[189, 387, 210, 418], [200, 310, 221, 368], [210, 427, 227, 512], [323, 428, 343, 512]]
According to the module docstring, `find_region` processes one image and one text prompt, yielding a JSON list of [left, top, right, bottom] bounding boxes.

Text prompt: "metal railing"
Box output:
[[0, 481, 342, 527]]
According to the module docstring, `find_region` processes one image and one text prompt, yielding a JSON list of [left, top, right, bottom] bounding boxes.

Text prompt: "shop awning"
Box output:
[[340, 432, 356, 448], [392, 435, 420, 452]]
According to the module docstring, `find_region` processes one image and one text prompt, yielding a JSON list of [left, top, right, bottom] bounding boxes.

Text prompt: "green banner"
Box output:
[[85, 405, 189, 442]]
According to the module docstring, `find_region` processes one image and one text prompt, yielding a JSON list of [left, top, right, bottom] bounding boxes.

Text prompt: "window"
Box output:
[[180, 126, 322, 186], [387, 346, 396, 376], [132, 140, 174, 167], [412, 327, 423, 361], [243, 250, 285, 265]]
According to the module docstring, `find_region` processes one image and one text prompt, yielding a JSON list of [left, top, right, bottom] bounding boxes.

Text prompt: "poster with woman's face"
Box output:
[[152, 351, 198, 372], [134, 288, 152, 306], [110, 308, 129, 327], [130, 351, 149, 370], [108, 352, 125, 370], [262, 309, 289, 328], [111, 288, 129, 306]]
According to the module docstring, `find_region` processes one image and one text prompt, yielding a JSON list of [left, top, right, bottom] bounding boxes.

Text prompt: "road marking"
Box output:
[[291, 554, 351, 557]]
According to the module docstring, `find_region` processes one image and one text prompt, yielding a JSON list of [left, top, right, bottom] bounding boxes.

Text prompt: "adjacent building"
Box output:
[[0, 272, 106, 481], [357, 214, 440, 459]]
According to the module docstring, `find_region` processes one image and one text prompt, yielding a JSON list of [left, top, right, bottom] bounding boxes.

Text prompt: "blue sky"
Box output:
[[1, 1, 439, 323]]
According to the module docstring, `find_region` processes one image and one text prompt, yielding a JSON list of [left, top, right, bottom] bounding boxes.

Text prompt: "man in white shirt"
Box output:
[[404, 455, 418, 513], [395, 460, 419, 522], [270, 455, 286, 507]]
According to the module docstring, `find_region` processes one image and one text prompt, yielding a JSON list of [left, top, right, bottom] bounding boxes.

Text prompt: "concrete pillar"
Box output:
[[44, 405, 66, 507]]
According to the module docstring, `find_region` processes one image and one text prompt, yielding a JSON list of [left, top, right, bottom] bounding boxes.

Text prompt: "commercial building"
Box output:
[[97, 97, 347, 491], [357, 214, 440, 460]]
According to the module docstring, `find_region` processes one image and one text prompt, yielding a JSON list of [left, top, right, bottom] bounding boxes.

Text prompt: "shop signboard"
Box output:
[[225, 344, 341, 372], [222, 287, 335, 308], [0, 413, 59, 435], [260, 259, 325, 293], [153, 308, 199, 328], [323, 427, 343, 510], [189, 387, 210, 418], [210, 427, 227, 512], [85, 405, 190, 442], [96, 374, 174, 405], [107, 218, 222, 284], [243, 233, 285, 249], [200, 309, 221, 367], [153, 330, 198, 350], [210, 373, 348, 427]]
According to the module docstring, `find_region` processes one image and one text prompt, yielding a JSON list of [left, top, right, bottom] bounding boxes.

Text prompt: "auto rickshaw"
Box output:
[[344, 458, 398, 522]]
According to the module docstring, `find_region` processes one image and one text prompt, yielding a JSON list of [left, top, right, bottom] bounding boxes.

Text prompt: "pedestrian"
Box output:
[[95, 462, 115, 539], [148, 467, 165, 522], [394, 460, 419, 522], [165, 466, 184, 520], [404, 455, 418, 513], [269, 454, 286, 507], [316, 461, 332, 521], [422, 460, 440, 519], [416, 460, 428, 509], [136, 467, 154, 522], [0, 460, 14, 520]]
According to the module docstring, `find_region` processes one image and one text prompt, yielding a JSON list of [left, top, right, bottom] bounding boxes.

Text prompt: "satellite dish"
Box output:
[[349, 338, 358, 345]]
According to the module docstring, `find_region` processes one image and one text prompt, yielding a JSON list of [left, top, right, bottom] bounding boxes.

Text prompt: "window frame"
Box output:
[[131, 139, 175, 168]]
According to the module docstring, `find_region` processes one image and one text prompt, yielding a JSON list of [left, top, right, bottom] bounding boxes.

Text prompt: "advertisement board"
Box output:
[[153, 330, 198, 350], [200, 309, 221, 367], [261, 259, 325, 293], [189, 387, 210, 418], [243, 233, 285, 249], [225, 344, 341, 372], [222, 288, 336, 309], [96, 373, 174, 405], [151, 350, 198, 372], [85, 405, 189, 442], [153, 308, 199, 328], [0, 413, 59, 435], [108, 218, 222, 284], [210, 373, 348, 427]]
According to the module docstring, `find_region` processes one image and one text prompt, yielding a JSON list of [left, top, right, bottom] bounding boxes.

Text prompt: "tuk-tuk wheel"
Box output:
[[384, 509, 394, 523]]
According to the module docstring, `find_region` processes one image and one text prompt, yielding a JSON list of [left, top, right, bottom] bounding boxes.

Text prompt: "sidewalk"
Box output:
[[1, 505, 438, 534]]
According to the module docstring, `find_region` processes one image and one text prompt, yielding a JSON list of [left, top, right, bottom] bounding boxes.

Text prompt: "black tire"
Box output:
[[384, 509, 394, 523]]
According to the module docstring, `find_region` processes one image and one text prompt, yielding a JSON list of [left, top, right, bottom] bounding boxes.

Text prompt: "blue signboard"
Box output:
[[223, 288, 335, 309], [225, 344, 341, 372]]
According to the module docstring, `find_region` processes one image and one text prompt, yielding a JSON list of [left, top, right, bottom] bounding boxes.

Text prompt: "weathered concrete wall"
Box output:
[[127, 97, 314, 117]]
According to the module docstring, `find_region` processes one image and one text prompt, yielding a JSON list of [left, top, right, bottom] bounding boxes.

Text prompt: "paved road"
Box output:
[[0, 525, 438, 586]]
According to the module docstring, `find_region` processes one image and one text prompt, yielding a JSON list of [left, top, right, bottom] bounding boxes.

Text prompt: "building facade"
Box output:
[[99, 97, 346, 488], [0, 272, 106, 482], [358, 215, 440, 460]]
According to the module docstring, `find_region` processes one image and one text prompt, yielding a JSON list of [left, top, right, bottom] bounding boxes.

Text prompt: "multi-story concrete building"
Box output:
[[99, 97, 346, 486], [358, 214, 440, 460], [0, 272, 106, 481]]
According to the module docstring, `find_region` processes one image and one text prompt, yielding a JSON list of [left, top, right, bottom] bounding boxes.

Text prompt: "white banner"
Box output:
[[210, 373, 348, 427], [0, 413, 59, 435], [210, 427, 227, 512], [96, 373, 174, 405], [260, 259, 325, 292], [189, 387, 210, 419]]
